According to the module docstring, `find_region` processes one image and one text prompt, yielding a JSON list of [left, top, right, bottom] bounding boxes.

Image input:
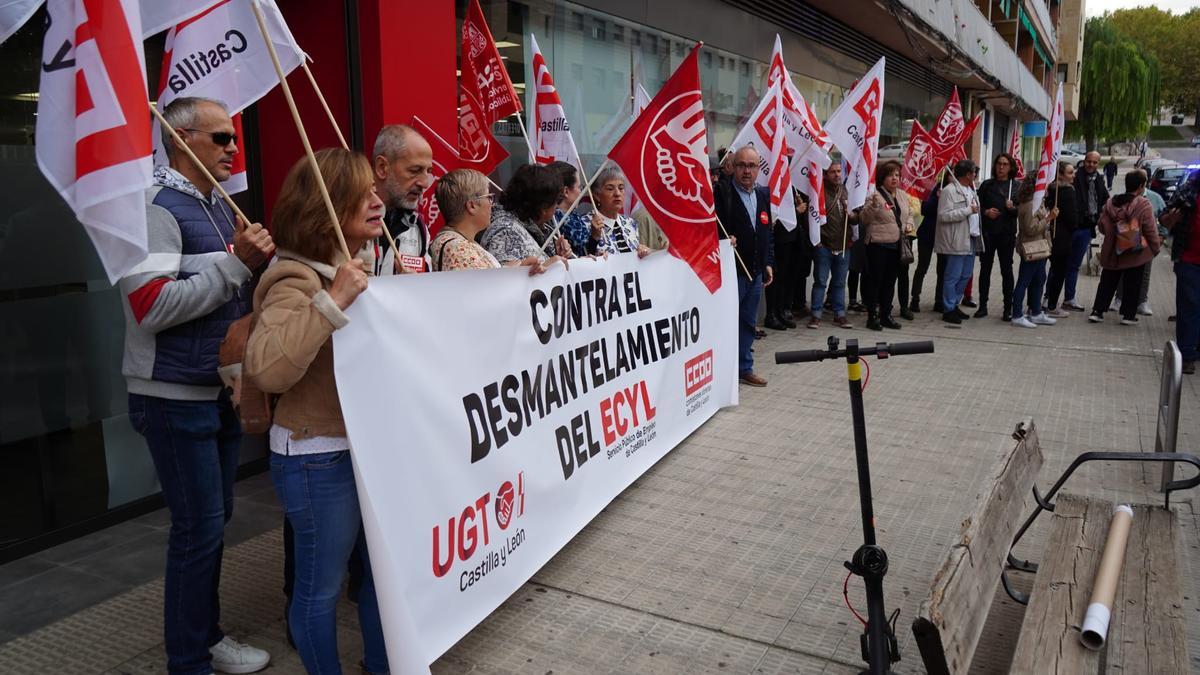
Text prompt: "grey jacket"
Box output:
[[935, 182, 976, 255]]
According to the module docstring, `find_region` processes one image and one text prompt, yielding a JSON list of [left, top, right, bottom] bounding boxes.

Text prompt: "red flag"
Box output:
[[1009, 126, 1025, 179], [461, 0, 520, 125], [930, 87, 980, 164], [608, 43, 720, 293], [899, 120, 941, 200], [412, 117, 465, 238], [458, 61, 510, 176]]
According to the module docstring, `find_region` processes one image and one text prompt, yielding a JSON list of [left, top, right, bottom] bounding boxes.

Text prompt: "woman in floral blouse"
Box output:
[[430, 169, 560, 275], [563, 165, 652, 258], [481, 163, 573, 266]]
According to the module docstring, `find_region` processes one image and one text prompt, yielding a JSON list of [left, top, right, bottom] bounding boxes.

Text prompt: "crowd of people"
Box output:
[[119, 96, 1199, 674]]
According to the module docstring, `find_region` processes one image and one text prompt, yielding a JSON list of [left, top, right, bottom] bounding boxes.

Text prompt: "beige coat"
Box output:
[[244, 250, 359, 440], [1017, 201, 1053, 261], [859, 189, 912, 245]]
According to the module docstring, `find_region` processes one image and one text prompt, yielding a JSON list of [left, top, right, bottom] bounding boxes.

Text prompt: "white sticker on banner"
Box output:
[[333, 243, 739, 672]]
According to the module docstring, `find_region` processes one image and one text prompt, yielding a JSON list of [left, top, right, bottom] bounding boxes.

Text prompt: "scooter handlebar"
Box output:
[[775, 349, 834, 364], [884, 340, 935, 356]]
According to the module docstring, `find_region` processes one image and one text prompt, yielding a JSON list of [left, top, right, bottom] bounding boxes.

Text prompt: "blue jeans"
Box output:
[[271, 450, 388, 674], [810, 247, 848, 319], [942, 254, 974, 312], [737, 273, 763, 375], [128, 393, 240, 675], [1065, 228, 1093, 302], [1177, 261, 1200, 362], [1012, 260, 1047, 319]]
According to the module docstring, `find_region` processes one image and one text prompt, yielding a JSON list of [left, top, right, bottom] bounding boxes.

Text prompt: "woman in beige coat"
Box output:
[[857, 160, 914, 330], [244, 148, 387, 674], [1011, 174, 1060, 328]]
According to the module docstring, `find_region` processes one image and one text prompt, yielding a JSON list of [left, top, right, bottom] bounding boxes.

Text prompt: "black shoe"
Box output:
[[780, 315, 798, 329], [866, 317, 883, 331], [792, 306, 811, 319], [764, 316, 787, 330], [943, 311, 962, 325], [880, 316, 902, 329], [954, 308, 970, 320], [973, 307, 988, 318], [755, 328, 767, 338], [1002, 312, 1012, 322], [909, 299, 921, 313], [848, 301, 867, 313], [899, 308, 914, 321], [962, 298, 978, 308]]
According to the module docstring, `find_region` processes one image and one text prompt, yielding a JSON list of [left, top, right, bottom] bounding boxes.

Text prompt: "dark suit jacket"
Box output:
[[1074, 169, 1110, 227], [713, 180, 774, 280]]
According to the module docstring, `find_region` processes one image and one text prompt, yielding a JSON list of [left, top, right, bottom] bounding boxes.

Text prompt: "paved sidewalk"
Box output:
[[0, 255, 1197, 674]]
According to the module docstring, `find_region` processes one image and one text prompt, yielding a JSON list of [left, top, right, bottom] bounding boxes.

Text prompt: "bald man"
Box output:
[[713, 146, 774, 387], [1064, 151, 1111, 309], [372, 124, 434, 274]]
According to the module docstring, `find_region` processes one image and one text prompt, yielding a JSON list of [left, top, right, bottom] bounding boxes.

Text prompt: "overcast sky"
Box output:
[[1086, 0, 1199, 17]]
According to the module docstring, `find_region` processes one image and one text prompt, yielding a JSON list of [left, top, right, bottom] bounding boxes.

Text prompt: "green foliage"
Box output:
[[1069, 17, 1160, 147], [1108, 8, 1200, 118]]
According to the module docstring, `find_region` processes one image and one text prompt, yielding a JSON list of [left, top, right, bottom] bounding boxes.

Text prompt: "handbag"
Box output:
[[218, 313, 274, 434], [1019, 238, 1051, 262], [899, 236, 915, 264]]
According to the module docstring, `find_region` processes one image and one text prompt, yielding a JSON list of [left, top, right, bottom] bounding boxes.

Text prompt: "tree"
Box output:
[[1108, 7, 1200, 123], [1070, 18, 1160, 151]]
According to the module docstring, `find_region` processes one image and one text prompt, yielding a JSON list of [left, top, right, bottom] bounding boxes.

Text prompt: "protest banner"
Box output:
[[334, 245, 739, 673]]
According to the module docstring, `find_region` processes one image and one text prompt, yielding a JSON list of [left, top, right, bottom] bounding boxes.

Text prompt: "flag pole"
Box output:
[[149, 103, 251, 228], [714, 215, 753, 278], [300, 57, 402, 265], [514, 113, 537, 164], [412, 115, 504, 193], [301, 62, 349, 151], [250, 0, 351, 261], [542, 158, 607, 251]]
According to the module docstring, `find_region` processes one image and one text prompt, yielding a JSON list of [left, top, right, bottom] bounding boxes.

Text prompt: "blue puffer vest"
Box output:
[[151, 187, 252, 387]]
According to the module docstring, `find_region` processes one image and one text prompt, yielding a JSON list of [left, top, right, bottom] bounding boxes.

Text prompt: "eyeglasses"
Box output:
[[470, 193, 495, 204], [184, 129, 238, 146], [734, 162, 758, 170]]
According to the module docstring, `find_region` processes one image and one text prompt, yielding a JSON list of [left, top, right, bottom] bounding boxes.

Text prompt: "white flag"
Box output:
[[825, 57, 886, 210], [528, 34, 581, 172], [767, 34, 831, 241], [0, 0, 41, 45], [152, 0, 305, 194], [729, 81, 796, 230], [141, 0, 225, 37], [36, 0, 153, 282], [1032, 82, 1065, 210]]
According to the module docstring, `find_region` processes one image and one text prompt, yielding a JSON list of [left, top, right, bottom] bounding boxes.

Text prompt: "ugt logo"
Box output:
[[641, 91, 712, 222], [431, 472, 525, 578]]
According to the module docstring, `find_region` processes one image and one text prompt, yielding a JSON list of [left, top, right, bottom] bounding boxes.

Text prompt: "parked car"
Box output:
[[1150, 166, 1190, 200], [877, 142, 907, 159], [1059, 148, 1085, 162], [1192, 135, 1200, 148], [1139, 158, 1176, 176]]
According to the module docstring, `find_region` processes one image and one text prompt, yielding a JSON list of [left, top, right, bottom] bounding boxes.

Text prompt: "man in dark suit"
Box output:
[[714, 146, 774, 387]]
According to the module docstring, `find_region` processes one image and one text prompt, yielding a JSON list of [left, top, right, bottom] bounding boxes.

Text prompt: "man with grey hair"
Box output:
[[372, 124, 434, 274], [121, 96, 273, 674]]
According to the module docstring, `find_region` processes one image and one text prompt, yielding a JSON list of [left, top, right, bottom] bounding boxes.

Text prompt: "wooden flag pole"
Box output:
[[250, 0, 351, 262], [149, 103, 251, 228], [541, 158, 607, 251], [514, 113, 537, 164], [301, 62, 349, 151], [714, 214, 753, 278], [299, 57, 402, 266]]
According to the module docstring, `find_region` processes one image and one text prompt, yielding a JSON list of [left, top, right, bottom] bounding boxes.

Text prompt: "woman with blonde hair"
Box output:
[[245, 148, 388, 674], [1011, 173, 1059, 328]]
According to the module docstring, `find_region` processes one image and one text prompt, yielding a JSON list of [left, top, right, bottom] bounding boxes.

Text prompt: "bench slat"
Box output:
[[912, 418, 1043, 675], [1009, 495, 1189, 674]]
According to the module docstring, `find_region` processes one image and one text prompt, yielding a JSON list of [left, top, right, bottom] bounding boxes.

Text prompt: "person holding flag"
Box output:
[[808, 159, 856, 330], [121, 97, 274, 675], [372, 125, 435, 275]]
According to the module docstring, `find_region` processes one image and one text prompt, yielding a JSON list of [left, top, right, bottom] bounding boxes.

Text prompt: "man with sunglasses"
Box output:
[[119, 97, 274, 674], [372, 124, 435, 275]]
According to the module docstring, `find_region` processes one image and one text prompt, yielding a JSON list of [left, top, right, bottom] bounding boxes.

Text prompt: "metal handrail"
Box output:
[[1157, 341, 1184, 491]]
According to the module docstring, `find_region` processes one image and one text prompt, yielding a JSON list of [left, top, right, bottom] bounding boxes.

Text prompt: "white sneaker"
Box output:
[[1064, 299, 1086, 311], [1031, 313, 1057, 325], [1047, 308, 1070, 318], [210, 637, 270, 674], [1012, 316, 1037, 328], [1120, 317, 1140, 326], [1138, 302, 1153, 316]]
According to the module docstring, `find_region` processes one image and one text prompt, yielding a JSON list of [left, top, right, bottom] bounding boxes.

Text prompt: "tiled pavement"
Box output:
[[1, 254, 1197, 674]]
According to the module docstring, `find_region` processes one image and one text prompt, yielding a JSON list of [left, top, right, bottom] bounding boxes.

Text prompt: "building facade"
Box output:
[[0, 0, 1067, 561]]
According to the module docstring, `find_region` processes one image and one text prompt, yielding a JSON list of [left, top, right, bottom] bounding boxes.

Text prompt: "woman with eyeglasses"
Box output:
[[564, 165, 651, 258]]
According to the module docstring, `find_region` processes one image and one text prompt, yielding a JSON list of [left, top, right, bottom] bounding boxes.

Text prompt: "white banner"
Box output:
[[825, 57, 886, 210], [730, 80, 797, 231], [335, 245, 740, 672]]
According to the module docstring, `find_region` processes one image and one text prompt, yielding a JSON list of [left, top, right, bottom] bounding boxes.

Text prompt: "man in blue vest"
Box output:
[[714, 145, 775, 387], [120, 97, 274, 675]]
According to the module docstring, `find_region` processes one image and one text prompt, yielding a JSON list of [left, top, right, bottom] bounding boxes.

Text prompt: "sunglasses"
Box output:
[[184, 129, 238, 146]]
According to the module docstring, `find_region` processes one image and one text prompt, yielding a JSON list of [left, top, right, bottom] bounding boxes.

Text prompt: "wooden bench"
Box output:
[[912, 418, 1195, 674]]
